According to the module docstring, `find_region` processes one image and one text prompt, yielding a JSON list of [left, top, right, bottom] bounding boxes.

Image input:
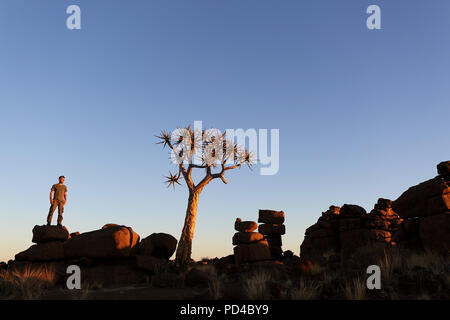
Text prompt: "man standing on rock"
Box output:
[[47, 176, 68, 226]]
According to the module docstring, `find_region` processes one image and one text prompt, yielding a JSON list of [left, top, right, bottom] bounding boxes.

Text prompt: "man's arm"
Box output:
[[50, 190, 54, 204], [64, 192, 67, 205]]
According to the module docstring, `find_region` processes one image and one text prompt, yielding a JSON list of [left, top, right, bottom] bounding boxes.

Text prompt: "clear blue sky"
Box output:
[[1, 0, 449, 262]]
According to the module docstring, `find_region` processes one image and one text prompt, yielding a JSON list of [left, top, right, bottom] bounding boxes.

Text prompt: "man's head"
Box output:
[[58, 176, 65, 184]]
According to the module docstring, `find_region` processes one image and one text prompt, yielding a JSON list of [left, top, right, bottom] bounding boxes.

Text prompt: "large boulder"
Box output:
[[15, 241, 65, 261], [63, 224, 140, 259], [139, 233, 177, 260], [258, 210, 285, 224], [234, 218, 257, 232], [234, 240, 271, 264], [32, 225, 70, 244], [392, 177, 450, 218]]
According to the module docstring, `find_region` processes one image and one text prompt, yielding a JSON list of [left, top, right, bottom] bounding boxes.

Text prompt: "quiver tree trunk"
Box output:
[[175, 190, 200, 268]]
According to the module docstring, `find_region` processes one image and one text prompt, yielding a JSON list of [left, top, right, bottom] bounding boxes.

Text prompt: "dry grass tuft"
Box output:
[[207, 269, 226, 300], [243, 270, 273, 300], [344, 276, 366, 300], [0, 265, 56, 299], [290, 278, 321, 300], [379, 249, 402, 283]]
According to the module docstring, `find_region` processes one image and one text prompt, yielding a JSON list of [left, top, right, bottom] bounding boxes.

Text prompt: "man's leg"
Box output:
[[47, 201, 58, 225], [57, 201, 64, 226]]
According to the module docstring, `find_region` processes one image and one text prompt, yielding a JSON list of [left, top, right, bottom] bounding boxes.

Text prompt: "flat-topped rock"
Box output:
[[258, 210, 285, 224], [258, 224, 286, 235], [32, 225, 70, 244]]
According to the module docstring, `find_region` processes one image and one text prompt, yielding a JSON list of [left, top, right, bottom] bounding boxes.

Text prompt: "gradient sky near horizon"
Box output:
[[1, 0, 449, 262]]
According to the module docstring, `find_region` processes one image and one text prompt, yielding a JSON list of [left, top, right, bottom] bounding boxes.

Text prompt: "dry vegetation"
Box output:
[[0, 265, 56, 299]]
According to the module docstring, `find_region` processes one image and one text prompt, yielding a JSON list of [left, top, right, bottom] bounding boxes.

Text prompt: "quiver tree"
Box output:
[[156, 126, 254, 268]]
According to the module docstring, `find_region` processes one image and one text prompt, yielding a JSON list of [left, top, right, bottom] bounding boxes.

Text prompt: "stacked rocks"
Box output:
[[258, 210, 286, 259], [15, 225, 71, 261], [233, 218, 271, 265]]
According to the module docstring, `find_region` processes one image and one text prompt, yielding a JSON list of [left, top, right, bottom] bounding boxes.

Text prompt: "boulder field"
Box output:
[[300, 161, 450, 263]]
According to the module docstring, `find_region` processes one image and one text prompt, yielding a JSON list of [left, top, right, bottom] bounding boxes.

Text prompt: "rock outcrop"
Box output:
[[300, 161, 450, 261], [233, 218, 271, 264], [392, 161, 450, 254], [11, 224, 180, 287], [16, 224, 141, 261], [300, 200, 403, 263], [258, 210, 286, 259]]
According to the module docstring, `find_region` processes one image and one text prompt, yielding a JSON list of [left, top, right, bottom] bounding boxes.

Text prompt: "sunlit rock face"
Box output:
[[300, 201, 403, 264]]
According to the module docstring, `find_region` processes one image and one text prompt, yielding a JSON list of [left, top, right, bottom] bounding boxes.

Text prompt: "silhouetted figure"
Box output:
[[47, 176, 68, 226]]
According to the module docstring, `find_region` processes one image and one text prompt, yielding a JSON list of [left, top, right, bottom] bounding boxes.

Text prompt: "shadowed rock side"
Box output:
[[138, 233, 178, 260], [300, 200, 403, 264], [392, 161, 450, 254], [258, 209, 286, 259]]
